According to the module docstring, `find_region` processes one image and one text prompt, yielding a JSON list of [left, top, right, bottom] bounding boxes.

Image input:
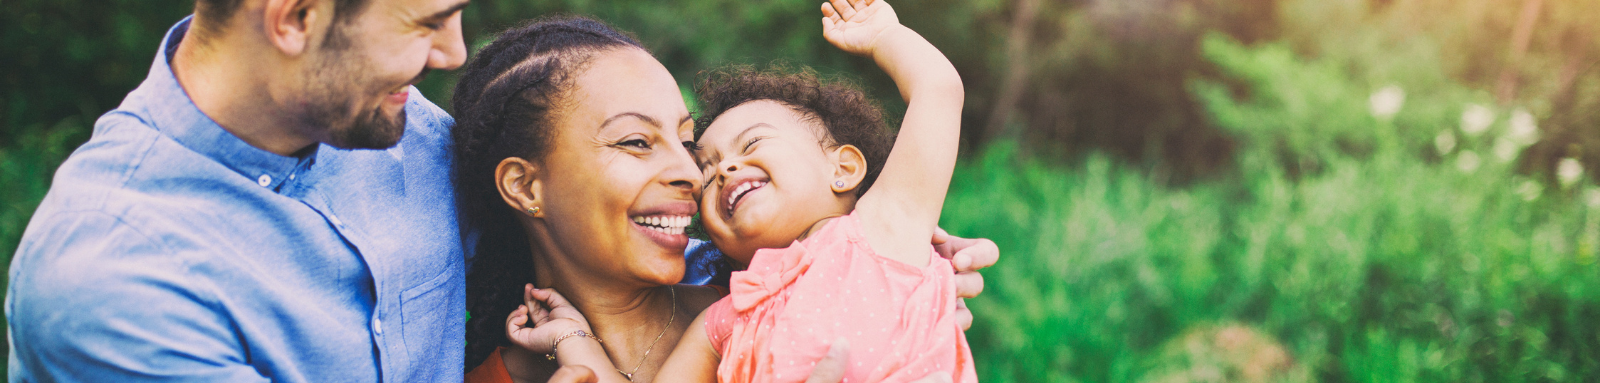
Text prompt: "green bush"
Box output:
[[948, 32, 1600, 382]]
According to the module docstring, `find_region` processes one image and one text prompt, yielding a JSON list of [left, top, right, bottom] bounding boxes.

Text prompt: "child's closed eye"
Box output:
[[742, 137, 765, 154]]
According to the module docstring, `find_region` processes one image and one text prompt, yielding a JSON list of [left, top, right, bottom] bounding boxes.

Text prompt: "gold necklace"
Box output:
[[618, 286, 675, 381]]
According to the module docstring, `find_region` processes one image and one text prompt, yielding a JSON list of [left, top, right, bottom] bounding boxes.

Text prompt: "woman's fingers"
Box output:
[[932, 233, 996, 299], [952, 237, 999, 272], [548, 365, 599, 383], [953, 299, 973, 331], [953, 271, 985, 299]]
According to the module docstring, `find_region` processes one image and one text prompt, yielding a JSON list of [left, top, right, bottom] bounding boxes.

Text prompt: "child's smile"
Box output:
[[720, 176, 769, 221], [694, 100, 857, 262]]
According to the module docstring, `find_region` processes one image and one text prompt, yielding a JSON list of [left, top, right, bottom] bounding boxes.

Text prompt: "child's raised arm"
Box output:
[[822, 0, 964, 267]]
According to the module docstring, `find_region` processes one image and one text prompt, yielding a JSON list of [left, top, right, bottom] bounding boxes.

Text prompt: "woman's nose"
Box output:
[[664, 146, 703, 192]]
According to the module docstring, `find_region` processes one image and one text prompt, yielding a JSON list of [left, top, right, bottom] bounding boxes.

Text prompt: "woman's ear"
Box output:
[[829, 145, 868, 194], [496, 157, 545, 218], [262, 0, 332, 56]]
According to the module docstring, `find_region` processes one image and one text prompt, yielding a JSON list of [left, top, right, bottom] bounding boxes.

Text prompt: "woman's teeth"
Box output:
[[632, 215, 691, 235], [727, 181, 768, 208]]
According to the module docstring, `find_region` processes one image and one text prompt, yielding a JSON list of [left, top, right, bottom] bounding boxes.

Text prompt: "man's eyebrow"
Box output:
[[600, 112, 660, 130], [426, 1, 471, 21]]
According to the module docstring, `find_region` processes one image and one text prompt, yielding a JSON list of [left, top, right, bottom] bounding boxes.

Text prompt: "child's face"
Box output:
[[695, 100, 851, 264]]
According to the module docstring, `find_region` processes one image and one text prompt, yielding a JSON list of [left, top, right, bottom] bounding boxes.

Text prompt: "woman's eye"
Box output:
[[619, 139, 650, 148]]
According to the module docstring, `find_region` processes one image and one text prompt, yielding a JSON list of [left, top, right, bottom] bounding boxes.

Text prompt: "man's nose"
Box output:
[[428, 16, 467, 71]]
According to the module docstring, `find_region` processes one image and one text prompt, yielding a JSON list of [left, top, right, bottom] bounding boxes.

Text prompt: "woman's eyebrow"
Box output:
[[599, 112, 659, 131]]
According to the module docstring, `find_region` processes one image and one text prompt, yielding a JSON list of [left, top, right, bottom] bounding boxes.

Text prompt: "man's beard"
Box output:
[[298, 26, 411, 150]]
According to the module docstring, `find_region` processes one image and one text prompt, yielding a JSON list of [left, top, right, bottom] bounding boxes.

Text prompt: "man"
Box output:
[[6, 0, 998, 381], [7, 0, 470, 380]]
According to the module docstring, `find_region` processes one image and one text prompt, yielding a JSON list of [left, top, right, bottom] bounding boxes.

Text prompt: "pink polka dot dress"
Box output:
[[703, 213, 977, 383]]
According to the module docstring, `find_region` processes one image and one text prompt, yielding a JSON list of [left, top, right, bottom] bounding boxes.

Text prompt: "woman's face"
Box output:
[[534, 47, 701, 287]]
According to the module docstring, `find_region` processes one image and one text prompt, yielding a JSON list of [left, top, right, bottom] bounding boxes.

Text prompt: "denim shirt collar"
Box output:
[[135, 16, 309, 191]]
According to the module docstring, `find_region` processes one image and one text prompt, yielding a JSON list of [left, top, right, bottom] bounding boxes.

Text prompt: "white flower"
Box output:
[[1457, 150, 1481, 172], [1517, 179, 1543, 201], [1461, 104, 1494, 138], [1493, 138, 1520, 163], [1369, 85, 1405, 119], [1508, 108, 1539, 145], [1434, 131, 1457, 155], [1559, 158, 1584, 188], [1587, 188, 1600, 208]]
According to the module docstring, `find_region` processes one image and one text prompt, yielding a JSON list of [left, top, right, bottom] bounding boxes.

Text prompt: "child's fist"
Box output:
[[505, 284, 592, 353], [821, 0, 902, 57]]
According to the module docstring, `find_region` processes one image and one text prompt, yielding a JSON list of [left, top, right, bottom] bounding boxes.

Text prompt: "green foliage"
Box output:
[[948, 31, 1600, 382]]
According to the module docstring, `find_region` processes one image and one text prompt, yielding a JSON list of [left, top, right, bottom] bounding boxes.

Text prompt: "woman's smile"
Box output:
[[627, 199, 699, 252]]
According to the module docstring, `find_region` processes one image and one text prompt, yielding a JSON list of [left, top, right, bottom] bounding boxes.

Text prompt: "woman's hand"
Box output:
[[821, 0, 901, 57], [506, 284, 593, 354], [932, 228, 999, 330]]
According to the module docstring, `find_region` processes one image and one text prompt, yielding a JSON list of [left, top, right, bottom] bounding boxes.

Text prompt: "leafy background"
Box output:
[[4, 0, 1600, 381]]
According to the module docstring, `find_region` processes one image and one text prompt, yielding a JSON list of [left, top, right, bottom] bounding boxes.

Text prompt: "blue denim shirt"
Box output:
[[5, 18, 465, 382]]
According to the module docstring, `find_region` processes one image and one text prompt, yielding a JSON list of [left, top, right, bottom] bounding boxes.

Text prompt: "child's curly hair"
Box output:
[[694, 65, 895, 197]]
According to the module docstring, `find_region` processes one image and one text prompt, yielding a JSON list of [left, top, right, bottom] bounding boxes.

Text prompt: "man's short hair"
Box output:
[[193, 0, 371, 39]]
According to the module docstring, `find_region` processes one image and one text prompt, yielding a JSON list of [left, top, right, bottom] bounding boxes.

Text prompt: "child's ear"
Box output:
[[495, 157, 547, 218], [829, 145, 868, 194]]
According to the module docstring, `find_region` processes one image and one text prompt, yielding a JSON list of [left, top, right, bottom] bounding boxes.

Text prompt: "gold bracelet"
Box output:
[[546, 329, 600, 360]]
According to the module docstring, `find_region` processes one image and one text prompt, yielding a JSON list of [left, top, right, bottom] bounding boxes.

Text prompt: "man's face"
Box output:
[[297, 0, 468, 150]]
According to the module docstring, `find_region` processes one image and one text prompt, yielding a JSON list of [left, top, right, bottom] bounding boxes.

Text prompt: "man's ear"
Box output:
[[262, 0, 331, 56], [829, 145, 868, 194], [496, 157, 546, 218]]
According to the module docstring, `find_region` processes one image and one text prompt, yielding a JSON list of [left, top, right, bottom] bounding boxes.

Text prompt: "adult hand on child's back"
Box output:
[[821, 0, 900, 56], [933, 228, 999, 330]]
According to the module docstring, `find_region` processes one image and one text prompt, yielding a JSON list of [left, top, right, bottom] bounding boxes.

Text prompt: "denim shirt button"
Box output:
[[374, 317, 383, 335], [257, 174, 271, 187]]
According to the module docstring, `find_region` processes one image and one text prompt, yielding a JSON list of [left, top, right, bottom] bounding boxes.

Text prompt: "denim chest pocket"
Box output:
[[398, 257, 464, 381]]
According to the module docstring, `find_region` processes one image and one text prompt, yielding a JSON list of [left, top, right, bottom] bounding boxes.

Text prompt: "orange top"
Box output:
[[464, 348, 515, 383], [704, 213, 977, 383]]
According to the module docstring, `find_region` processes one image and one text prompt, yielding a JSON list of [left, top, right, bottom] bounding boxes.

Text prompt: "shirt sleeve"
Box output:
[[6, 211, 270, 382], [680, 239, 731, 287]]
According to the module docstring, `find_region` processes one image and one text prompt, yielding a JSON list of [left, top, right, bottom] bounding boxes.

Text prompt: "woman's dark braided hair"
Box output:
[[452, 15, 643, 372]]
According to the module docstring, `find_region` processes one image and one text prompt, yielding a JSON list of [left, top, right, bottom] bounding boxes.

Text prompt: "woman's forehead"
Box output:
[[568, 49, 689, 132]]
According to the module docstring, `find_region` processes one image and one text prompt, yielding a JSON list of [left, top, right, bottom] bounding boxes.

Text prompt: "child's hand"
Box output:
[[821, 0, 901, 57], [505, 284, 592, 354]]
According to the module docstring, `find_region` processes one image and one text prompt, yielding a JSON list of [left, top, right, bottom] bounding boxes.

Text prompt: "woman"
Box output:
[[452, 16, 996, 383]]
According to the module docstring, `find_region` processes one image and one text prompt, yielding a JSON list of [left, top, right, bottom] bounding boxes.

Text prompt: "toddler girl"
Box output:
[[511, 0, 972, 381]]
